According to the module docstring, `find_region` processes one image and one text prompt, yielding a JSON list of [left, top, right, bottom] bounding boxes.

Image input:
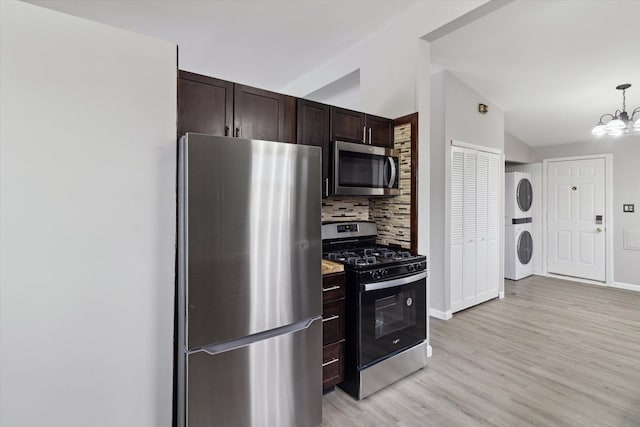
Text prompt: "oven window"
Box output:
[[375, 290, 416, 339], [359, 279, 426, 368]]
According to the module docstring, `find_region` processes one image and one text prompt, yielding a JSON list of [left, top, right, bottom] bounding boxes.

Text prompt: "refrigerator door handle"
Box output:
[[192, 317, 322, 357]]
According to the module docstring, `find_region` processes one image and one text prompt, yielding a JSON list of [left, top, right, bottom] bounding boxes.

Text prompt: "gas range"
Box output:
[[321, 221, 428, 400]]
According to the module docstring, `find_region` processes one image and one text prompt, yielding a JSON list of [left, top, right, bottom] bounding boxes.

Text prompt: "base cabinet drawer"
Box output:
[[322, 299, 345, 345], [322, 341, 344, 389], [322, 272, 345, 302]]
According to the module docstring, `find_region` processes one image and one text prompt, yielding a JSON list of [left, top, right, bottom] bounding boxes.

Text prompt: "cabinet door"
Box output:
[[178, 71, 233, 138], [366, 114, 393, 148], [462, 149, 477, 310], [331, 106, 365, 144], [234, 84, 296, 143], [450, 147, 465, 312], [298, 99, 331, 197], [475, 152, 489, 303]]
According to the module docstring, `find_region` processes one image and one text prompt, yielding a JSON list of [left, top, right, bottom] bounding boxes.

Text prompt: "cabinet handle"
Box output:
[[324, 178, 329, 197], [235, 127, 240, 138], [322, 315, 339, 323], [225, 125, 230, 136], [363, 126, 366, 144], [368, 128, 372, 144], [323, 285, 341, 292], [322, 358, 339, 367]]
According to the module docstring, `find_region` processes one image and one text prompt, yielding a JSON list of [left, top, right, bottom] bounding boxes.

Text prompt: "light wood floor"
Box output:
[[322, 275, 640, 426]]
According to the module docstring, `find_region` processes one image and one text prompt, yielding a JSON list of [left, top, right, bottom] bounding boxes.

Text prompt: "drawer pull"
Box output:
[[322, 358, 339, 367], [322, 315, 339, 322], [323, 285, 341, 292]]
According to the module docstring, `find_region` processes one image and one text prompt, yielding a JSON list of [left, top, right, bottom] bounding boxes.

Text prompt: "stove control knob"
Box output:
[[381, 269, 388, 277], [415, 263, 423, 271], [372, 270, 381, 279], [407, 264, 415, 272]]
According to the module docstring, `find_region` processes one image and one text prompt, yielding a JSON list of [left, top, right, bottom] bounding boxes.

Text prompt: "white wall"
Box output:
[[280, 0, 488, 119], [505, 131, 533, 163], [531, 136, 640, 286], [305, 69, 361, 111], [0, 2, 177, 426], [430, 70, 505, 315]]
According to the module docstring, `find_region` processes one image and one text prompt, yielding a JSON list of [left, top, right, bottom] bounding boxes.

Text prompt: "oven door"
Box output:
[[333, 141, 400, 196], [358, 271, 426, 368]]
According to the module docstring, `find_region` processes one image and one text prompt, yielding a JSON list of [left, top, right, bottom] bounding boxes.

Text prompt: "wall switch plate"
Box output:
[[623, 204, 635, 213]]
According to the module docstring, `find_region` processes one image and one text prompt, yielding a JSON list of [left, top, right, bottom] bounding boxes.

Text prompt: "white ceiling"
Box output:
[[431, 0, 640, 147], [25, 0, 420, 91], [24, 0, 640, 147]]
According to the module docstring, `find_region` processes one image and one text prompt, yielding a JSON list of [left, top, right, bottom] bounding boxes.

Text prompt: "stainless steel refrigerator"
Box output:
[[177, 134, 322, 427]]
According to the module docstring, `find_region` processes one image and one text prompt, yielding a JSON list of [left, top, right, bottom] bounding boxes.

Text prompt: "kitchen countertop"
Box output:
[[322, 259, 344, 275]]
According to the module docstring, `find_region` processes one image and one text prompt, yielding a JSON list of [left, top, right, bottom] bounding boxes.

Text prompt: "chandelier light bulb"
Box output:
[[604, 118, 626, 131], [633, 119, 640, 132], [591, 124, 607, 135]]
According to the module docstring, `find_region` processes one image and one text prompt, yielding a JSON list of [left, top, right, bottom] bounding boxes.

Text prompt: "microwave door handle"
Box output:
[[387, 156, 397, 189]]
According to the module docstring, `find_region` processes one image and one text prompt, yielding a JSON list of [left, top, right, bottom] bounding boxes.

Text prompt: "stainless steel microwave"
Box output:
[[333, 141, 400, 196]]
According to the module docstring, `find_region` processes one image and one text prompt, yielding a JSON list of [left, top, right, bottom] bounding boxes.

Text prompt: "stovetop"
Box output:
[[324, 246, 417, 267], [321, 221, 427, 273]]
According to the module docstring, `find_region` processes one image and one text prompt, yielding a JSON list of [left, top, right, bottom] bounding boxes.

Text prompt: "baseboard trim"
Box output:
[[429, 308, 452, 320], [426, 344, 433, 358], [499, 291, 505, 299], [611, 281, 640, 292]]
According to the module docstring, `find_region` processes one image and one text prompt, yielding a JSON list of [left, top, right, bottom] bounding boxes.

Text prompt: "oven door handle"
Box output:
[[363, 271, 427, 292]]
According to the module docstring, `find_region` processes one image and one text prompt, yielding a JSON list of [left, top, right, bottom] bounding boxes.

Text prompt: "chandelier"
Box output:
[[591, 84, 640, 136]]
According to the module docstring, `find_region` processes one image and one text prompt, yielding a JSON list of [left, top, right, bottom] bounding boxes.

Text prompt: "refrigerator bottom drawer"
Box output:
[[186, 318, 322, 427]]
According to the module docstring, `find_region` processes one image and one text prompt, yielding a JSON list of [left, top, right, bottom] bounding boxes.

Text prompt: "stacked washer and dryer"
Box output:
[[505, 172, 534, 280]]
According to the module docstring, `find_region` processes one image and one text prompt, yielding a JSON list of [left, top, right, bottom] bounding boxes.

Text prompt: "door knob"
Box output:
[[596, 227, 604, 233]]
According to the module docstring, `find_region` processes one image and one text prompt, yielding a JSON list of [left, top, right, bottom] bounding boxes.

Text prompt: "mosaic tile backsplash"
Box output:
[[371, 124, 412, 248]]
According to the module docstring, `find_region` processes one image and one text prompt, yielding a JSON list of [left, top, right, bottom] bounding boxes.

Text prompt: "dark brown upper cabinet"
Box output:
[[366, 114, 393, 148], [234, 84, 296, 143], [178, 71, 295, 143], [330, 106, 392, 148], [297, 99, 331, 197], [178, 71, 233, 138], [330, 106, 366, 144]]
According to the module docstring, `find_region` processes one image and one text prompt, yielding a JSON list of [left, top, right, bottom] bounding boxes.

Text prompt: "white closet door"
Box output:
[[450, 146, 465, 312], [475, 152, 489, 303], [462, 149, 477, 309], [486, 153, 501, 298]]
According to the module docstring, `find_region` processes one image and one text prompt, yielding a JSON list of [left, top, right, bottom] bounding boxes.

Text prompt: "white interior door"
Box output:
[[486, 153, 501, 296], [462, 149, 477, 308], [547, 158, 606, 281], [475, 152, 489, 303], [450, 147, 465, 312]]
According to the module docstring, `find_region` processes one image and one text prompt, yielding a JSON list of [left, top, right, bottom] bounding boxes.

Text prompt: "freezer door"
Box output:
[[182, 134, 322, 349], [186, 318, 322, 427]]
